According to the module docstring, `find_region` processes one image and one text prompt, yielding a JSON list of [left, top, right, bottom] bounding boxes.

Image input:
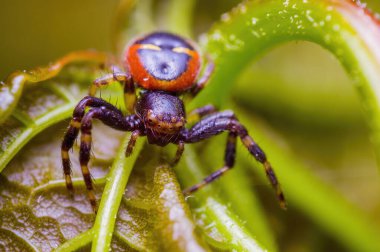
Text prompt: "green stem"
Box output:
[[0, 51, 108, 124], [174, 146, 267, 251], [91, 135, 145, 252], [238, 110, 380, 252], [54, 229, 94, 252], [201, 138, 277, 251], [163, 0, 196, 37], [194, 0, 380, 169], [113, 0, 156, 54], [203, 197, 265, 252], [0, 102, 76, 173]]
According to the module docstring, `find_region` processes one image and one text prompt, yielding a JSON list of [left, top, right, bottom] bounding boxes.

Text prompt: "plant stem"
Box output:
[[54, 229, 94, 252], [174, 146, 267, 251], [91, 135, 145, 252], [163, 0, 196, 37], [238, 110, 380, 252], [194, 0, 380, 170]]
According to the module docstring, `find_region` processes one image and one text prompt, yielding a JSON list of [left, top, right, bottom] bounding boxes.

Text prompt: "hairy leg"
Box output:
[[183, 132, 237, 194], [170, 141, 185, 166], [89, 67, 136, 114], [61, 96, 128, 192], [78, 106, 142, 212], [187, 104, 217, 124], [181, 111, 286, 209]]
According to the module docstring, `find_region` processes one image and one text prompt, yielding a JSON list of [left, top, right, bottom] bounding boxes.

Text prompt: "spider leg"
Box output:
[[183, 131, 237, 194], [90, 67, 136, 114], [125, 130, 140, 157], [181, 111, 286, 209], [170, 141, 185, 166], [78, 105, 142, 212], [190, 56, 215, 97], [61, 96, 128, 192], [187, 104, 217, 124]]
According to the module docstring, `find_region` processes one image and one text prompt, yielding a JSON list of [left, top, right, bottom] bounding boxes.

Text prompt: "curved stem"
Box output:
[[193, 0, 380, 168], [237, 109, 380, 252], [91, 135, 145, 252], [163, 0, 196, 37], [201, 138, 277, 251], [174, 146, 267, 251], [0, 51, 109, 124], [112, 0, 156, 54]]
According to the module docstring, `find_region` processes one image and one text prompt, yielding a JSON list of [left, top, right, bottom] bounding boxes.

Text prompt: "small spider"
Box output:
[[61, 31, 286, 212]]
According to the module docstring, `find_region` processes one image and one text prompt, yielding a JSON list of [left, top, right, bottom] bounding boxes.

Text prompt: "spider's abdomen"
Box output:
[[125, 32, 200, 92], [136, 91, 185, 146]]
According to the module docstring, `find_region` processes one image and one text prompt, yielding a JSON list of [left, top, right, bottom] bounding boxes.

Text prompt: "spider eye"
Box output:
[[172, 47, 193, 55], [139, 44, 161, 51]]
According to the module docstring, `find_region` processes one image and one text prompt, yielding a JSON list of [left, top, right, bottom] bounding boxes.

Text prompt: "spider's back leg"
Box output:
[[181, 111, 286, 209]]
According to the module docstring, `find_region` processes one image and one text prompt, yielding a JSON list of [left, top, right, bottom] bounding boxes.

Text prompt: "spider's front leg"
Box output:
[[61, 96, 126, 191], [181, 111, 286, 209], [89, 66, 136, 114], [61, 96, 142, 212], [169, 105, 219, 167]]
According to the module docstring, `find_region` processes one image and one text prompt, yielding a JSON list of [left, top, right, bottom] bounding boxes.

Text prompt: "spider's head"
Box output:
[[136, 91, 186, 135], [144, 109, 185, 134]]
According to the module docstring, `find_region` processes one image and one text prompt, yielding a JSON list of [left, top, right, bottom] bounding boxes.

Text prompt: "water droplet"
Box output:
[[251, 30, 261, 38], [211, 30, 222, 41], [224, 34, 244, 51], [238, 3, 247, 14], [305, 10, 314, 22], [221, 13, 231, 23], [251, 17, 258, 25]]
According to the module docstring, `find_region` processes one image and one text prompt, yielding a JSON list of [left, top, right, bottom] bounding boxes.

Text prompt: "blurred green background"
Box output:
[[1, 0, 380, 251]]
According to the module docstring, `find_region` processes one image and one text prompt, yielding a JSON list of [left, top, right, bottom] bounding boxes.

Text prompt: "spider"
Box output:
[[61, 31, 286, 212]]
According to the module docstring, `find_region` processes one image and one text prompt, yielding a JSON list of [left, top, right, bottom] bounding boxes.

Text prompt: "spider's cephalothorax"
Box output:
[[61, 31, 286, 212], [136, 91, 185, 146]]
